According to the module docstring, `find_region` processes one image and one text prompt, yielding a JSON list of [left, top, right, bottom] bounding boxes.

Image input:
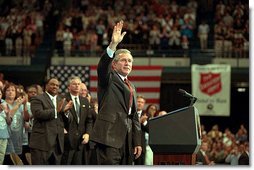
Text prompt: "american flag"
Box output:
[[48, 65, 162, 108], [90, 65, 162, 108], [47, 65, 91, 93]]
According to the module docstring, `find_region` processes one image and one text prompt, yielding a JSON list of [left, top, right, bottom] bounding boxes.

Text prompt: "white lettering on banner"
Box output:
[[196, 98, 227, 104], [199, 73, 222, 96], [216, 98, 226, 103], [206, 83, 221, 95], [194, 65, 230, 71], [200, 76, 221, 90]]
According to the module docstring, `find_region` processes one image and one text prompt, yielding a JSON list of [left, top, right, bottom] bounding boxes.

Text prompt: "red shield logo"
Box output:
[[199, 72, 222, 96]]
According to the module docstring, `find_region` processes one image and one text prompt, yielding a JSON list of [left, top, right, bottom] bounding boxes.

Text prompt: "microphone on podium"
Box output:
[[178, 89, 195, 98], [178, 89, 197, 106]]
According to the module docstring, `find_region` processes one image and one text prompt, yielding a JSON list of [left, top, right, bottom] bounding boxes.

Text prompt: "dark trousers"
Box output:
[[3, 155, 14, 165], [96, 136, 132, 165], [61, 135, 84, 165], [84, 142, 98, 165], [30, 146, 62, 165], [134, 152, 145, 165], [61, 148, 83, 165], [20, 145, 30, 165]]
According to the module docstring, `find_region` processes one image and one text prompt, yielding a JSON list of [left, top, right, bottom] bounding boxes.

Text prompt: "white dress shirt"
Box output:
[[46, 92, 57, 119], [70, 94, 80, 123], [70, 94, 80, 112]]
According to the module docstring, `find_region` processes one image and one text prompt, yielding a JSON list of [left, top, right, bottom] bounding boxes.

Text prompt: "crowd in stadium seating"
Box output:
[[198, 124, 249, 165], [55, 0, 199, 57], [0, 0, 52, 57], [0, 0, 249, 58], [54, 0, 248, 58], [0, 72, 249, 165], [214, 0, 249, 58]]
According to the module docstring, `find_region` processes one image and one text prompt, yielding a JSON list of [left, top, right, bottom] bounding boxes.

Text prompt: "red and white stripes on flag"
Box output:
[[90, 66, 163, 108]]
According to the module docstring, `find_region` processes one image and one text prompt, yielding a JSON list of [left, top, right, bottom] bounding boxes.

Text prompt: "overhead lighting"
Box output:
[[237, 88, 246, 92]]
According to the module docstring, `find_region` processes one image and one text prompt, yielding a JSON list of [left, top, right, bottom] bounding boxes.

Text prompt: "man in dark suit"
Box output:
[[84, 98, 98, 165], [238, 143, 249, 165], [29, 78, 73, 165], [61, 76, 93, 165], [90, 20, 142, 165], [134, 95, 147, 165], [196, 140, 215, 165], [238, 151, 249, 165]]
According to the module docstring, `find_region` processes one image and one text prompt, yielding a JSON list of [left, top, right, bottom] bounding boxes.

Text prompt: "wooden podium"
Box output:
[[149, 106, 201, 165]]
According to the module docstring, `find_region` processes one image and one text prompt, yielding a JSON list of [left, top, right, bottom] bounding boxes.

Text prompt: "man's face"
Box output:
[[112, 53, 133, 77], [46, 79, 60, 96], [137, 97, 145, 111], [68, 78, 81, 95]]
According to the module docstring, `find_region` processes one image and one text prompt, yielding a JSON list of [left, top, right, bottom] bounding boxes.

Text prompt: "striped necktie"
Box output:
[[75, 97, 80, 123], [124, 78, 133, 110]]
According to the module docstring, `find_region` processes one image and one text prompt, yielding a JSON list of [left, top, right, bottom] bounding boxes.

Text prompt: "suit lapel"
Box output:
[[44, 93, 54, 108], [79, 96, 86, 122], [56, 95, 62, 112], [66, 93, 79, 124], [132, 86, 137, 113], [112, 72, 129, 113]]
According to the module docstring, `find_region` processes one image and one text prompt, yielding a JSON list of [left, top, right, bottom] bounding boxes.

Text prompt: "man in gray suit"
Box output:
[[90, 20, 142, 165], [29, 78, 73, 165]]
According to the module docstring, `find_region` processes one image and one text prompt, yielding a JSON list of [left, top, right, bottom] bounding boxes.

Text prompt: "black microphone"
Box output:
[[178, 89, 197, 106], [178, 89, 195, 98]]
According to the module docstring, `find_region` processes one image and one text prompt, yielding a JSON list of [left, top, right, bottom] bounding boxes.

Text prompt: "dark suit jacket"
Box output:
[[90, 51, 141, 152], [135, 111, 149, 165], [88, 108, 98, 149], [64, 93, 93, 150], [29, 93, 71, 154], [238, 151, 249, 165], [141, 112, 149, 152]]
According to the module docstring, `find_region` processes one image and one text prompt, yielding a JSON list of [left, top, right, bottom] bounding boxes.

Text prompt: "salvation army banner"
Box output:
[[191, 64, 231, 116]]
